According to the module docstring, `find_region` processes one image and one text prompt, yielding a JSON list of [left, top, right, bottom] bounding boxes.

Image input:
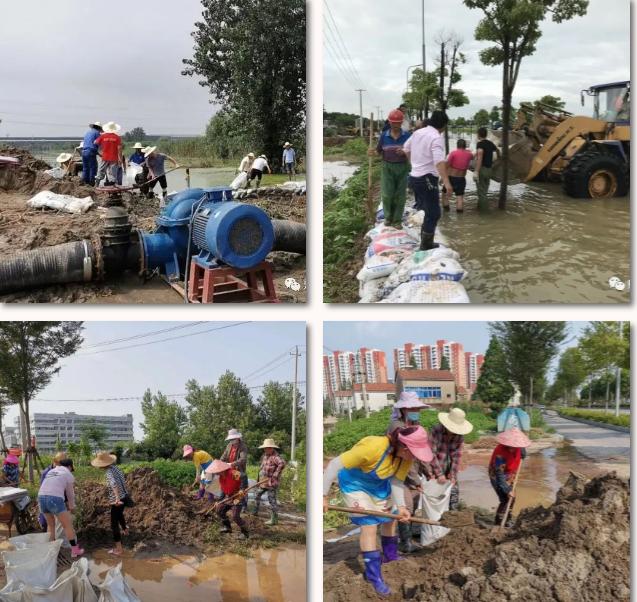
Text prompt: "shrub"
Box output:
[[557, 408, 630, 428]]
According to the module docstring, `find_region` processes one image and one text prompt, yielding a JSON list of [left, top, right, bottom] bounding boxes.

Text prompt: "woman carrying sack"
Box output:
[[488, 428, 530, 527], [91, 451, 132, 556], [323, 426, 433, 596]]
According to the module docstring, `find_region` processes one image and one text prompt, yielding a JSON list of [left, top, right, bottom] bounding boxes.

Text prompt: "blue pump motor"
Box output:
[[139, 187, 274, 279]]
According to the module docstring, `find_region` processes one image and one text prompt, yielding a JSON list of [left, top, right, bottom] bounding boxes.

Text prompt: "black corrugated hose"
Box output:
[[271, 220, 306, 255]]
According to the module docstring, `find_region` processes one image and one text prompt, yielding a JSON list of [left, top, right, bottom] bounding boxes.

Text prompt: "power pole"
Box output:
[[615, 321, 623, 417], [290, 346, 301, 463], [356, 89, 366, 137], [355, 370, 370, 418], [422, 0, 427, 117], [529, 376, 534, 407]]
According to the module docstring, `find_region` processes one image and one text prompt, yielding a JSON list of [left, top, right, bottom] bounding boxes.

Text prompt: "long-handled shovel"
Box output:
[[499, 461, 522, 528], [197, 479, 269, 516], [326, 504, 474, 527]]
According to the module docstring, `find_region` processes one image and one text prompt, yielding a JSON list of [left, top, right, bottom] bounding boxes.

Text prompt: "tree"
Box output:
[[473, 336, 514, 412], [79, 436, 92, 467], [464, 0, 588, 209], [440, 356, 450, 371], [403, 68, 439, 121], [473, 109, 490, 127], [489, 105, 501, 123], [55, 436, 64, 453], [533, 95, 566, 110], [409, 355, 418, 369], [80, 419, 108, 451], [182, 0, 306, 167], [0, 322, 83, 480], [124, 127, 146, 142], [553, 347, 586, 405], [140, 389, 187, 458], [490, 321, 568, 404], [454, 116, 468, 127]]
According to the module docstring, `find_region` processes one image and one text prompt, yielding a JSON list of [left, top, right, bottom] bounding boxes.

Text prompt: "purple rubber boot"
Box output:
[[381, 535, 402, 563], [362, 551, 391, 596]]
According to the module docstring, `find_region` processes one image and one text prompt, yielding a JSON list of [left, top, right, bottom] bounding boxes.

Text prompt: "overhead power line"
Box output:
[[83, 322, 208, 349], [324, 0, 364, 87]]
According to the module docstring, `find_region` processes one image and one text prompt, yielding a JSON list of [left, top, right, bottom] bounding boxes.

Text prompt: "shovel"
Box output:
[[499, 461, 522, 528], [196, 479, 268, 516], [326, 505, 474, 527]]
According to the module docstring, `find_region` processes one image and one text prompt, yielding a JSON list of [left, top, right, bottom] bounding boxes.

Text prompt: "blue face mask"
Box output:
[[407, 412, 420, 422]]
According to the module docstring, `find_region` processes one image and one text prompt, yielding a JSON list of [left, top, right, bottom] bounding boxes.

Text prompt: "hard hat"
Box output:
[[388, 109, 405, 124]]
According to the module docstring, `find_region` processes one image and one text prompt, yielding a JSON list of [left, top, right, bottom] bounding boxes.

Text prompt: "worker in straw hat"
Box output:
[[247, 154, 271, 189], [207, 459, 250, 539], [55, 152, 74, 177], [91, 451, 131, 556], [238, 151, 255, 176], [252, 438, 286, 525], [425, 407, 474, 511], [142, 146, 179, 205], [282, 142, 296, 180], [81, 120, 102, 185], [489, 427, 530, 527], [386, 391, 431, 553], [128, 142, 146, 165], [220, 429, 249, 502], [94, 121, 123, 187], [323, 426, 434, 596]]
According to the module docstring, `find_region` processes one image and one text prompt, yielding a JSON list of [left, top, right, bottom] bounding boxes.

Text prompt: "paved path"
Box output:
[[544, 411, 630, 464]]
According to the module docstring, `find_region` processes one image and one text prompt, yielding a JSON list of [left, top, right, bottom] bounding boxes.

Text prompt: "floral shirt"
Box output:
[[259, 453, 286, 489]]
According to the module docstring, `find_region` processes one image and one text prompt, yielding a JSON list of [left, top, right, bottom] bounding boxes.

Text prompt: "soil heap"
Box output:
[[323, 472, 629, 602]]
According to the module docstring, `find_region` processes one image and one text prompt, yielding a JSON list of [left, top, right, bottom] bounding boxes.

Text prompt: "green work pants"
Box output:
[[477, 166, 493, 211], [381, 161, 410, 226]]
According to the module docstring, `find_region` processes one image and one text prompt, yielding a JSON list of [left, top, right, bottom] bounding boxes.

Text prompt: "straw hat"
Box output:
[[182, 444, 194, 458], [396, 426, 433, 463], [393, 391, 430, 410], [225, 428, 242, 441], [204, 459, 232, 475], [102, 121, 121, 134], [144, 146, 157, 157], [56, 152, 73, 164], [258, 438, 280, 449], [4, 454, 19, 465], [496, 427, 531, 448], [438, 408, 474, 435], [90, 121, 102, 128], [133, 142, 144, 149], [248, 152, 255, 158], [90, 451, 116, 468], [283, 142, 291, 147]]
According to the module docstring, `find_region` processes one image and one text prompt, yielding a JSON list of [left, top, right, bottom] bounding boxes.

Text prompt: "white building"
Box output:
[[333, 383, 396, 414], [15, 412, 134, 453]]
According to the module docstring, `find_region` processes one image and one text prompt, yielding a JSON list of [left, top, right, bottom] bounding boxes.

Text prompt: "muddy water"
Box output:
[[89, 546, 305, 602], [323, 160, 359, 187], [460, 444, 608, 516], [438, 178, 630, 303], [164, 167, 236, 192]]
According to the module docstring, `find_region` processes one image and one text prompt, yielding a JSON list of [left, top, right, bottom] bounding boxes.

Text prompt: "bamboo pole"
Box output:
[[197, 479, 268, 516], [367, 112, 375, 220], [327, 504, 441, 526], [500, 461, 522, 528]]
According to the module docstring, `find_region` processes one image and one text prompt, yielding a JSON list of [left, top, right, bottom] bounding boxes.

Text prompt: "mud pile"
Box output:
[[323, 472, 630, 602]]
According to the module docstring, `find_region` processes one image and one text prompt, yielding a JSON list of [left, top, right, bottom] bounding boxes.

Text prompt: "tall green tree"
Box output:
[[140, 389, 187, 458], [440, 356, 451, 371], [489, 105, 501, 122], [490, 321, 568, 404], [473, 336, 514, 411], [553, 347, 586, 404], [473, 108, 491, 127], [403, 68, 439, 120], [533, 95, 566, 110], [80, 419, 108, 451], [124, 127, 146, 142], [183, 0, 306, 167], [463, 0, 588, 209], [0, 322, 83, 480]]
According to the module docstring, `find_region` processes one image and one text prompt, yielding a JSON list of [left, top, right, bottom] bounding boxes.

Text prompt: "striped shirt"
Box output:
[[427, 423, 464, 480], [105, 465, 128, 504]]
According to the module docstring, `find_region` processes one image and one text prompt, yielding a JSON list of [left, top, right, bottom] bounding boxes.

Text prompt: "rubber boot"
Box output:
[[266, 512, 278, 526], [419, 232, 439, 251], [397, 522, 416, 553], [362, 551, 391, 596], [239, 526, 250, 539], [195, 488, 204, 500], [380, 535, 402, 563], [71, 544, 85, 557], [220, 520, 232, 534], [251, 501, 260, 516]]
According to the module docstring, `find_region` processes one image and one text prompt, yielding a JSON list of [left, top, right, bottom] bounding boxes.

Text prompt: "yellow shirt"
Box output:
[[340, 436, 411, 481], [193, 450, 213, 472]]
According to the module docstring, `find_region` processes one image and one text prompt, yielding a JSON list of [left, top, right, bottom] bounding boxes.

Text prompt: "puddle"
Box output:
[[323, 161, 359, 187], [89, 545, 305, 602], [460, 444, 609, 515]]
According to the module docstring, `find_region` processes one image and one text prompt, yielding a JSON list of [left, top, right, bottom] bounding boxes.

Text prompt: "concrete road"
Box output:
[[543, 411, 630, 466]]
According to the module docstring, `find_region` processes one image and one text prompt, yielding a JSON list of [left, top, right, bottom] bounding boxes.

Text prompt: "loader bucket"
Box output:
[[489, 131, 534, 184]]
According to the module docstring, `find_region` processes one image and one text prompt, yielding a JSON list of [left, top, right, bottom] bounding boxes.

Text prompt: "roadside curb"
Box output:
[[555, 413, 630, 434]]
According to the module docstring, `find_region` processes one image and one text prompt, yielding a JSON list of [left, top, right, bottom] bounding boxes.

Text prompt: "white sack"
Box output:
[[1, 540, 62, 591], [420, 479, 452, 546], [27, 191, 93, 215], [230, 171, 248, 190], [97, 564, 141, 602], [379, 280, 470, 304]]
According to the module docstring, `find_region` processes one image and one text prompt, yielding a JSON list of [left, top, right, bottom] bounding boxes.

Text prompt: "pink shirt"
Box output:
[[447, 149, 474, 171], [403, 126, 446, 177], [38, 466, 75, 508]]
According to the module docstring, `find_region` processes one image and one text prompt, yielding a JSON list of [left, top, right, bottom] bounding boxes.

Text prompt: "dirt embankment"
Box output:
[[323, 472, 629, 602], [76, 468, 304, 555]]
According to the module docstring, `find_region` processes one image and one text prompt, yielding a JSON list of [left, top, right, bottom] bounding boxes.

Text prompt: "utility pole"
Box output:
[[356, 89, 366, 137], [290, 346, 301, 463], [376, 106, 382, 129], [354, 370, 370, 418], [529, 376, 534, 408], [615, 321, 623, 417]]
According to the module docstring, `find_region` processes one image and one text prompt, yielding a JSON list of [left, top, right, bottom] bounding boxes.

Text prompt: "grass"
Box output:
[[323, 407, 496, 457], [323, 138, 369, 162], [557, 408, 630, 429]]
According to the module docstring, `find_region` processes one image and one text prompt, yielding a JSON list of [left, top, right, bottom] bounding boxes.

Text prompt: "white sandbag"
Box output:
[[365, 224, 398, 240], [230, 171, 248, 190], [357, 255, 398, 282], [97, 564, 140, 602], [43, 168, 66, 180], [13, 495, 30, 512], [379, 280, 470, 303], [401, 226, 421, 242], [359, 278, 387, 303], [8, 533, 51, 550], [420, 479, 451, 546], [27, 191, 93, 215], [410, 257, 466, 282], [405, 210, 425, 227], [122, 164, 142, 187], [1, 539, 62, 591]]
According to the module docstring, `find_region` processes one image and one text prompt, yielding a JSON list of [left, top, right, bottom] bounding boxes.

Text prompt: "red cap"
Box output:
[[388, 109, 404, 124]]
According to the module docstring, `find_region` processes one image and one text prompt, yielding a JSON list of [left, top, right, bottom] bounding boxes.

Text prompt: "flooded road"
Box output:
[[89, 546, 305, 602]]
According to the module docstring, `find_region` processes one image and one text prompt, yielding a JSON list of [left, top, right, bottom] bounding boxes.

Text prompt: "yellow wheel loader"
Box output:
[[493, 81, 630, 198]]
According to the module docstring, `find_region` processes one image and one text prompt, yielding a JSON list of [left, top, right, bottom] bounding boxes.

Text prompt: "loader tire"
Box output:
[[563, 146, 629, 199]]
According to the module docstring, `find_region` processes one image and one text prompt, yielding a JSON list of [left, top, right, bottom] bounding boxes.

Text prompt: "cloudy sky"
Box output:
[[0, 1, 214, 137], [324, 0, 630, 119], [5, 322, 306, 440]]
